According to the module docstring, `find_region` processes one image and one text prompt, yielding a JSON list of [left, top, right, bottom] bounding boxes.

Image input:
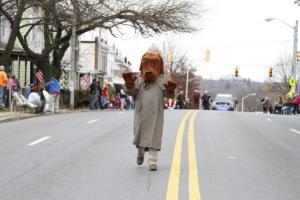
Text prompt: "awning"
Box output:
[[104, 76, 124, 85]]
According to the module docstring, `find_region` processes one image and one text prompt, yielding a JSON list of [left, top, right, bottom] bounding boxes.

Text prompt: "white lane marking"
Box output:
[[87, 119, 99, 124], [27, 136, 51, 146], [266, 118, 272, 122], [289, 129, 300, 134], [229, 156, 238, 159], [117, 112, 126, 115]]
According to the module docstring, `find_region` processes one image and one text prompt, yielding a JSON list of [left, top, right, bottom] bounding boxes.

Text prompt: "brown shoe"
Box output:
[[149, 164, 157, 171], [137, 155, 144, 165]]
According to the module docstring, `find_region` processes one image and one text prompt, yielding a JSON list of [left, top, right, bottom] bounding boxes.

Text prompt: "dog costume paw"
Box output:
[[164, 81, 177, 97], [122, 72, 137, 89]]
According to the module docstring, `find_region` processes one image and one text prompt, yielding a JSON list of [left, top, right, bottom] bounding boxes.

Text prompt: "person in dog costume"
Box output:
[[122, 50, 176, 171]]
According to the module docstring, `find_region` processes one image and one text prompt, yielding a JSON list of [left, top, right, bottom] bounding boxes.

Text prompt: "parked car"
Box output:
[[211, 94, 235, 111]]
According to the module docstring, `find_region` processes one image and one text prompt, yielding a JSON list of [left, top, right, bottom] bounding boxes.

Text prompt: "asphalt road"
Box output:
[[0, 110, 300, 200]]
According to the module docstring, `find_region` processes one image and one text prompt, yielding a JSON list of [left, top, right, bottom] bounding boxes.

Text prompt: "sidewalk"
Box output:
[[0, 109, 89, 123]]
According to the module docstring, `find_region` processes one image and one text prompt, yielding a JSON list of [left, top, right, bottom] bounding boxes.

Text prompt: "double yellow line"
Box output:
[[166, 111, 201, 200]]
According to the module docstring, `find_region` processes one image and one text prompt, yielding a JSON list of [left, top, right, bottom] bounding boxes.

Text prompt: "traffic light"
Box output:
[[269, 67, 273, 77], [297, 51, 300, 62], [204, 49, 210, 62], [234, 67, 239, 77], [167, 49, 173, 62]]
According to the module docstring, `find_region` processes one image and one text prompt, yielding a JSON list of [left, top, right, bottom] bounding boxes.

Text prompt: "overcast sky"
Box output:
[[109, 0, 300, 82]]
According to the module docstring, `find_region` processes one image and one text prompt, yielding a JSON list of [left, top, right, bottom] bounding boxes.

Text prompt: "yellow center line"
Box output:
[[166, 111, 192, 200], [188, 111, 201, 200]]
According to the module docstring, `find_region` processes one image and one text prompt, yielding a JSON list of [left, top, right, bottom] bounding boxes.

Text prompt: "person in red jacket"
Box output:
[[192, 89, 201, 109]]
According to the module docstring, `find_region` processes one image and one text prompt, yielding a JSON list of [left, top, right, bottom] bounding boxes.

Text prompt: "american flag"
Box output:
[[35, 69, 45, 87], [82, 73, 90, 86]]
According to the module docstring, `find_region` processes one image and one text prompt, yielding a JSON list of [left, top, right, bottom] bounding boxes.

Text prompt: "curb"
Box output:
[[0, 115, 38, 123], [0, 109, 118, 124]]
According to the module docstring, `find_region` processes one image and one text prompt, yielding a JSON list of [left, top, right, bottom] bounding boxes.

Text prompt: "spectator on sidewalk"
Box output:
[[0, 65, 8, 110], [97, 80, 102, 109], [201, 91, 210, 110], [39, 87, 46, 113], [177, 91, 185, 109], [184, 98, 191, 109], [192, 89, 201, 109], [282, 97, 294, 115], [28, 87, 42, 113], [6, 74, 20, 107], [115, 93, 121, 109], [292, 95, 300, 115], [89, 79, 99, 110], [45, 77, 61, 113], [25, 84, 35, 98], [261, 97, 269, 114], [120, 87, 127, 110], [102, 84, 109, 109], [6, 74, 18, 91], [274, 96, 283, 114]]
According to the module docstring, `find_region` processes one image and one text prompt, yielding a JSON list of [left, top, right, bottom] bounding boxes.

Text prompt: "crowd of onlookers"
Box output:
[[1, 64, 134, 113], [261, 96, 300, 115], [89, 78, 134, 110], [0, 65, 61, 113], [164, 89, 209, 110]]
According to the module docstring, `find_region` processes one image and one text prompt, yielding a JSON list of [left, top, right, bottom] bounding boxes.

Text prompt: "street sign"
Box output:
[[287, 90, 293, 98], [290, 77, 296, 87]]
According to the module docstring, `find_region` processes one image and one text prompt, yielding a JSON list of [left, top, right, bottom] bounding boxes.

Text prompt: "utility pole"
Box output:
[[265, 18, 298, 96], [292, 20, 298, 95], [69, 10, 78, 109]]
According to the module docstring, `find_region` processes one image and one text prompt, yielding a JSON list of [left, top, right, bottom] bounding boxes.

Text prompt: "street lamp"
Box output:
[[265, 18, 298, 95], [185, 68, 189, 101], [242, 93, 256, 112]]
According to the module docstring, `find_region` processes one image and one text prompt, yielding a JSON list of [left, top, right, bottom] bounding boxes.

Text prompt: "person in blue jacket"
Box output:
[[45, 77, 60, 113]]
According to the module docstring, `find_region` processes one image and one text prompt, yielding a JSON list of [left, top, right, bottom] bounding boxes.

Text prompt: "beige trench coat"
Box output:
[[125, 75, 166, 151]]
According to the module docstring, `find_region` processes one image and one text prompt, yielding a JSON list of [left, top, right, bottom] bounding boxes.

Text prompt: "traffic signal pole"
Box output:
[[265, 18, 298, 96], [292, 20, 298, 95]]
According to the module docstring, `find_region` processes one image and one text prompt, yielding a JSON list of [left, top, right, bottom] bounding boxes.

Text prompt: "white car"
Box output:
[[211, 94, 235, 111]]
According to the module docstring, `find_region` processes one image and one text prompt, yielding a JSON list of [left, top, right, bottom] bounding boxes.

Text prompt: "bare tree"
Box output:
[[0, 0, 27, 66], [164, 38, 188, 73], [171, 54, 201, 100], [272, 55, 292, 96], [0, 0, 202, 80]]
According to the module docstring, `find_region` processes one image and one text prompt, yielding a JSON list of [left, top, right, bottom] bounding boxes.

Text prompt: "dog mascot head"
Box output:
[[139, 51, 164, 84]]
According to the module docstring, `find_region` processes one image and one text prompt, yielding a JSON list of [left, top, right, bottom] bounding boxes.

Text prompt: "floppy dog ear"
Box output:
[[158, 54, 164, 75], [139, 52, 147, 72]]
